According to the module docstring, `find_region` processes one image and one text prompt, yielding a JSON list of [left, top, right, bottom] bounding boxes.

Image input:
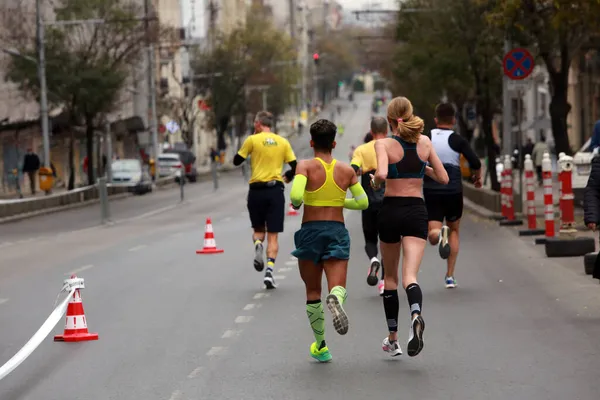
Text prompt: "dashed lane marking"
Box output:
[[168, 389, 183, 400], [285, 260, 296, 266], [0, 298, 9, 306], [222, 329, 243, 338], [128, 244, 147, 252], [243, 303, 255, 310], [278, 267, 293, 272], [235, 316, 254, 323], [289, 256, 297, 261], [206, 346, 227, 356], [253, 293, 271, 299], [223, 217, 232, 222], [66, 264, 94, 276], [273, 275, 286, 280], [187, 367, 204, 379]]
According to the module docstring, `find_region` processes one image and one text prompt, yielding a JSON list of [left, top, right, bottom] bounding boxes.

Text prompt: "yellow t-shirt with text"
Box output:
[[351, 140, 378, 173], [237, 132, 296, 184]]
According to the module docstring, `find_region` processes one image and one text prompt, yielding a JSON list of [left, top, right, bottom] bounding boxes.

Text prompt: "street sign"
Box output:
[[507, 79, 532, 92], [503, 48, 535, 80]]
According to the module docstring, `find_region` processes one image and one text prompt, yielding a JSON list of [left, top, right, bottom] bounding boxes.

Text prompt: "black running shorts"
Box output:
[[247, 184, 285, 233], [377, 197, 428, 243], [424, 191, 463, 223]]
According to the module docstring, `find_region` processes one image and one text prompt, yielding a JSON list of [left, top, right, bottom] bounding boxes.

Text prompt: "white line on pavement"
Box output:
[[120, 204, 180, 223], [128, 244, 147, 252], [285, 260, 296, 266], [222, 329, 242, 338], [0, 298, 9, 306], [278, 267, 293, 273], [222, 217, 232, 222], [289, 256, 297, 261], [0, 242, 14, 248], [235, 316, 254, 323], [243, 303, 255, 310], [206, 346, 226, 356], [168, 389, 183, 400], [187, 367, 204, 379], [253, 293, 271, 299], [273, 275, 286, 280], [66, 264, 94, 276]]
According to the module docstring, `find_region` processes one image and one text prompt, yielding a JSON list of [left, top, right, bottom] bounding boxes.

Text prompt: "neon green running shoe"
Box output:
[[310, 342, 332, 363]]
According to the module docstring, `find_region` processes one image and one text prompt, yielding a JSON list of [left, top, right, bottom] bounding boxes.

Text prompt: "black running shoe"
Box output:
[[367, 259, 380, 286], [407, 315, 425, 357], [253, 242, 264, 272], [439, 226, 451, 260], [263, 271, 276, 289]]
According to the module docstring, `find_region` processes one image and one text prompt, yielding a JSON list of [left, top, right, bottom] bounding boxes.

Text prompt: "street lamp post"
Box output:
[[36, 0, 50, 169]]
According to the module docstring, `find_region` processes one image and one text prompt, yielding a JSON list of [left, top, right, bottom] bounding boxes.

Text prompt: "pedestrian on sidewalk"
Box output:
[[22, 148, 40, 195], [583, 154, 600, 281], [531, 135, 549, 186]]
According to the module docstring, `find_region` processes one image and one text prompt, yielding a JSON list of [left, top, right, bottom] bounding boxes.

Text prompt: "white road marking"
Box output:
[[0, 298, 9, 306], [66, 264, 94, 276], [129, 244, 147, 252], [289, 256, 297, 260], [0, 242, 14, 248], [187, 367, 204, 379], [235, 316, 254, 323], [171, 232, 184, 238], [222, 329, 242, 338], [206, 346, 226, 356], [168, 390, 183, 400], [278, 267, 293, 272], [121, 204, 179, 223], [284, 261, 296, 266], [223, 217, 232, 222], [273, 275, 286, 280], [253, 293, 271, 299], [243, 303, 255, 310]]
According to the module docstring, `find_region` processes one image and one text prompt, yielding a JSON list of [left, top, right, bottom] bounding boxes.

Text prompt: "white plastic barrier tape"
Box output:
[[0, 288, 75, 381]]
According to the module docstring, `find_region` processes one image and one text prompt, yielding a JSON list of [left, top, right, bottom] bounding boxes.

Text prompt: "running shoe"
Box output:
[[326, 293, 349, 335], [378, 280, 385, 296], [382, 337, 402, 357], [407, 315, 425, 357], [263, 270, 276, 289], [253, 242, 264, 271], [445, 276, 457, 289], [439, 226, 451, 260], [310, 342, 332, 363], [367, 259, 381, 286]]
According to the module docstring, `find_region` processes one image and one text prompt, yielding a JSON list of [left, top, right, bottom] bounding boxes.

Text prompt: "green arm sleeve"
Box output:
[[344, 182, 369, 210], [290, 174, 307, 207]]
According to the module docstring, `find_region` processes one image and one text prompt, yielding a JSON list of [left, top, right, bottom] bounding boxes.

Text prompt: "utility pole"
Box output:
[[502, 39, 513, 156], [289, 0, 296, 40], [35, 0, 50, 168], [144, 0, 159, 163]]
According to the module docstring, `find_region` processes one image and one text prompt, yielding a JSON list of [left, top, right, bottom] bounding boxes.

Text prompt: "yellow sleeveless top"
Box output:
[[303, 158, 347, 207]]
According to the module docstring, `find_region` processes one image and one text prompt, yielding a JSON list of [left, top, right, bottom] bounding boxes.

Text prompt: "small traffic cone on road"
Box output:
[[196, 217, 224, 254], [54, 282, 98, 342], [287, 203, 299, 216]]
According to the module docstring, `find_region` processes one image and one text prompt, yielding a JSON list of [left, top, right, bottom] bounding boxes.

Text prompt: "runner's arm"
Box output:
[[350, 147, 362, 175], [344, 171, 369, 210], [449, 133, 482, 178], [290, 161, 307, 208], [233, 136, 253, 166], [282, 141, 298, 182], [373, 140, 388, 185]]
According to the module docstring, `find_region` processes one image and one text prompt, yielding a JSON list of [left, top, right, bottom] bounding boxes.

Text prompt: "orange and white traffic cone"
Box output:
[[286, 203, 299, 216], [54, 278, 98, 342], [196, 217, 224, 254]]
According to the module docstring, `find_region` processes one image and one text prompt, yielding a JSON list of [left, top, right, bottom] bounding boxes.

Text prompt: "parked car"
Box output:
[[110, 159, 152, 195], [572, 138, 595, 206], [157, 153, 183, 181], [163, 148, 198, 182]]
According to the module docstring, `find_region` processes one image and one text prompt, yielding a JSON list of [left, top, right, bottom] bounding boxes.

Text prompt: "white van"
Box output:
[[572, 138, 595, 206]]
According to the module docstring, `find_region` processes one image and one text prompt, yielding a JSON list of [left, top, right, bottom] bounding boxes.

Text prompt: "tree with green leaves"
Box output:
[[4, 0, 164, 186], [192, 7, 299, 151], [490, 1, 600, 154], [392, 0, 504, 190]]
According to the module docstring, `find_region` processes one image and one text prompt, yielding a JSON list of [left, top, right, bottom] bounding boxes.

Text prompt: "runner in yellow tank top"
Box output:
[[289, 119, 369, 363]]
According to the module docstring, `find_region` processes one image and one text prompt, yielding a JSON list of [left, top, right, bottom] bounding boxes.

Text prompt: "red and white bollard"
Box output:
[[558, 153, 576, 234], [541, 152, 555, 240], [499, 155, 523, 226], [518, 154, 545, 235]]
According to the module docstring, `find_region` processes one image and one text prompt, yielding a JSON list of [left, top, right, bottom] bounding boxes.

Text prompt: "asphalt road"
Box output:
[[1, 94, 600, 399]]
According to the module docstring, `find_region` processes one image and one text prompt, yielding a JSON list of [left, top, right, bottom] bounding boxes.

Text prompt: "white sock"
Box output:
[[371, 257, 379, 264]]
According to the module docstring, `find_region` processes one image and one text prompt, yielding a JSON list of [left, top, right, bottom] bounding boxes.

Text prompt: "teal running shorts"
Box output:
[[291, 221, 350, 264]]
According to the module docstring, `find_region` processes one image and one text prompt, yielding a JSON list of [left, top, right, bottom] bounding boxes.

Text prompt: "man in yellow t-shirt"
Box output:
[[350, 116, 388, 296], [233, 111, 297, 289]]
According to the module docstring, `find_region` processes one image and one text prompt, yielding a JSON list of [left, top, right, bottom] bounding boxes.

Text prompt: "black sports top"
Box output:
[[386, 136, 427, 179]]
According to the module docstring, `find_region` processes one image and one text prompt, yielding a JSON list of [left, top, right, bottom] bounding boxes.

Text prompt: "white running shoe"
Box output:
[[445, 276, 457, 289], [439, 226, 450, 259], [407, 315, 425, 357], [382, 337, 402, 357], [253, 242, 264, 271]]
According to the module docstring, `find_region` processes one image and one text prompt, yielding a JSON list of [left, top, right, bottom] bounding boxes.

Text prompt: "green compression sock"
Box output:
[[330, 285, 347, 305], [306, 300, 326, 349]]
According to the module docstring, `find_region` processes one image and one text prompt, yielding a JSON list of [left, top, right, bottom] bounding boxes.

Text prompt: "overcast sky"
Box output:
[[336, 0, 399, 11]]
